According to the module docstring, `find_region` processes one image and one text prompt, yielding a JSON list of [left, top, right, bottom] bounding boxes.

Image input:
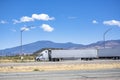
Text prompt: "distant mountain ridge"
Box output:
[[0, 40, 120, 56], [87, 40, 120, 49]]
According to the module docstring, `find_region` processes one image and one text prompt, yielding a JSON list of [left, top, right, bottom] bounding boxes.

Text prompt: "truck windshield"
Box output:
[[40, 54, 43, 56]]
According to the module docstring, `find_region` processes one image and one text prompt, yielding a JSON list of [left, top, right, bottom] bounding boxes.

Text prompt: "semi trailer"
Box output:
[[35, 47, 120, 61], [98, 47, 120, 60], [35, 49, 98, 61]]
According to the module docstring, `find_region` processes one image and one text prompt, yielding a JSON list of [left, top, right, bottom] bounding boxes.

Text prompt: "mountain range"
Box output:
[[0, 39, 120, 56]]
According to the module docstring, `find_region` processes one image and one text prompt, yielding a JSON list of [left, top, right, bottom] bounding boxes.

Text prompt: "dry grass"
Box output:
[[0, 59, 35, 63], [0, 63, 120, 72], [0, 56, 35, 63]]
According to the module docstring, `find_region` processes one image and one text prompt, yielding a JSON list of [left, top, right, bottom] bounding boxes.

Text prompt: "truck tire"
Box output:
[[36, 58, 40, 61]]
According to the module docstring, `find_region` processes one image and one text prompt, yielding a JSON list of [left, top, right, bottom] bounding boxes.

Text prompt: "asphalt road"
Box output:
[[0, 69, 120, 80]]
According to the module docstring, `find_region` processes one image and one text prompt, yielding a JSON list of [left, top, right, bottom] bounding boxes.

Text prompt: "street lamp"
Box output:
[[20, 25, 33, 57], [20, 29, 25, 61], [20, 30, 24, 55], [103, 28, 112, 48]]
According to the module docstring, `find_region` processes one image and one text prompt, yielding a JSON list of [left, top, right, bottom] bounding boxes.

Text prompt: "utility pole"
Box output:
[[20, 30, 23, 55], [20, 29, 24, 61], [20, 25, 33, 59], [103, 28, 112, 48]]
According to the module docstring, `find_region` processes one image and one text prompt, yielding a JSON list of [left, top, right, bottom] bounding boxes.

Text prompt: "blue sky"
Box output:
[[0, 0, 120, 49]]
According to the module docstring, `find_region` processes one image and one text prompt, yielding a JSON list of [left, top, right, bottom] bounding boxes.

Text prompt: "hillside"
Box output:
[[0, 41, 84, 56], [87, 40, 120, 49], [0, 40, 120, 56]]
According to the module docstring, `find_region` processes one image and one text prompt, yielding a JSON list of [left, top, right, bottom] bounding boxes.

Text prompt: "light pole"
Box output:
[[20, 26, 30, 57], [20, 25, 33, 58], [103, 28, 112, 48], [20, 30, 24, 55], [20, 30, 24, 61]]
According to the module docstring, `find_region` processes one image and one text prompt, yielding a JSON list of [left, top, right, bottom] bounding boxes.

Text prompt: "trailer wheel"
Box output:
[[52, 58, 54, 61], [36, 58, 40, 61], [52, 58, 61, 62]]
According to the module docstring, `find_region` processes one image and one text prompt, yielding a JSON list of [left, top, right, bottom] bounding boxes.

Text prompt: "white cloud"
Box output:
[[21, 27, 30, 31], [92, 20, 98, 24], [41, 24, 54, 32], [13, 13, 55, 24], [20, 25, 37, 32], [0, 20, 8, 24], [13, 19, 20, 24], [32, 14, 55, 21], [20, 16, 34, 22], [103, 20, 120, 27]]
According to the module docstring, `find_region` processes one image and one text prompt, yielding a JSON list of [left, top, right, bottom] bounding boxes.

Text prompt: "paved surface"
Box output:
[[0, 69, 120, 80]]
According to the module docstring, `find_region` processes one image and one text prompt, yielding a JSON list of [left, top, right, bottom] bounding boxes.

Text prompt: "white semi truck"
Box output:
[[35, 47, 120, 61], [35, 49, 98, 61]]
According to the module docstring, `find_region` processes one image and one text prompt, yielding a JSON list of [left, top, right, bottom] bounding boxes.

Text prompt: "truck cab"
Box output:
[[35, 50, 49, 61]]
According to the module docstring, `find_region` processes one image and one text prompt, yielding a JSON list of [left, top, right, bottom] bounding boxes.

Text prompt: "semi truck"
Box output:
[[35, 49, 98, 61], [35, 47, 120, 61]]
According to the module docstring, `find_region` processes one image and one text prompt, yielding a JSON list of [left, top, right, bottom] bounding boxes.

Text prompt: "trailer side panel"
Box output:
[[51, 49, 97, 59], [98, 48, 120, 57]]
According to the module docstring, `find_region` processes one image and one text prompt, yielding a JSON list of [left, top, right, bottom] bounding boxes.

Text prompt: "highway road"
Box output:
[[0, 69, 120, 80]]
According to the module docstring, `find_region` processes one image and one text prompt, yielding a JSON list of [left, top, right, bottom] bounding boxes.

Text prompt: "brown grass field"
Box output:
[[0, 60, 120, 72]]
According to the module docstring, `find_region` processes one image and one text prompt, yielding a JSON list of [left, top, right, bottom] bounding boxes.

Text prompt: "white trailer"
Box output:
[[35, 49, 98, 61], [35, 47, 120, 61], [98, 47, 120, 60]]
